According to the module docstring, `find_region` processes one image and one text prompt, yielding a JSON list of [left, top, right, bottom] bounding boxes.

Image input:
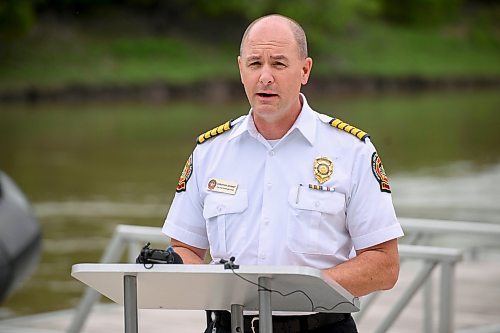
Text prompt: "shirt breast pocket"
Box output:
[[287, 188, 347, 255], [203, 191, 248, 259]]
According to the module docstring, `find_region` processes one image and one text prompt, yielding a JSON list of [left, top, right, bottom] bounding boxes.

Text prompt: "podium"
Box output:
[[71, 263, 359, 333]]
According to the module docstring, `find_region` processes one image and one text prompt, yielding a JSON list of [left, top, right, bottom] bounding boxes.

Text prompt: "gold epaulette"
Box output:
[[197, 120, 233, 144], [329, 118, 369, 142]]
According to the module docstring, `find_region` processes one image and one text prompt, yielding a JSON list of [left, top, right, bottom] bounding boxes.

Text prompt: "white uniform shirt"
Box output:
[[163, 95, 403, 269]]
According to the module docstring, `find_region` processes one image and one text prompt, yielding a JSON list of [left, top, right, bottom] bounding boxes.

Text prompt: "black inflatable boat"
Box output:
[[0, 171, 42, 303]]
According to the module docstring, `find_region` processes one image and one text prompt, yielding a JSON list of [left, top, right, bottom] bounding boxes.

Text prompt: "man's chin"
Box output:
[[252, 106, 277, 117], [252, 97, 278, 109]]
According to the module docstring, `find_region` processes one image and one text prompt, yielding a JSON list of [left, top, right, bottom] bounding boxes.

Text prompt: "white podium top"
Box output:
[[72, 263, 359, 313]]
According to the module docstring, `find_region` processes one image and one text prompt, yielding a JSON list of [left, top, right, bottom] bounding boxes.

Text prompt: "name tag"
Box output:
[[207, 178, 238, 195]]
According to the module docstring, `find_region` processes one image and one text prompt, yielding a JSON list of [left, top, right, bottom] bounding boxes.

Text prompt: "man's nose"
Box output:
[[259, 66, 274, 85]]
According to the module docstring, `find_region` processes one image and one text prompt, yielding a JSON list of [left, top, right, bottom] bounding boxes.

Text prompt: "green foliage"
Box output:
[[0, 0, 498, 90], [191, 0, 382, 54], [467, 4, 500, 47], [381, 0, 465, 26], [1, 18, 499, 91], [0, 33, 238, 90], [0, 0, 35, 39], [194, 0, 381, 32], [313, 21, 500, 78]]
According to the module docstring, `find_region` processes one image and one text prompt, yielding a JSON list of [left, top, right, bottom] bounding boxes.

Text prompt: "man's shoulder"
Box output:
[[316, 112, 370, 143], [196, 116, 246, 145]]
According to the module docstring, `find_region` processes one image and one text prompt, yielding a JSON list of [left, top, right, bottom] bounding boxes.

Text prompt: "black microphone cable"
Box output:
[[220, 257, 358, 312]]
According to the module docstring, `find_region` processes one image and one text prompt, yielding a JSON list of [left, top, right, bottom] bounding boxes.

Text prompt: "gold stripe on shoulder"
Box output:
[[329, 118, 369, 142], [197, 120, 233, 144]]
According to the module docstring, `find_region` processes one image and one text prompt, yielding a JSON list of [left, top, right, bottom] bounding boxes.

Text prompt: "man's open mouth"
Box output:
[[257, 93, 278, 97]]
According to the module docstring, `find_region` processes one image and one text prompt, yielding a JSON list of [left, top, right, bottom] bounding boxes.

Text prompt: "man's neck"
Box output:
[[253, 98, 303, 140]]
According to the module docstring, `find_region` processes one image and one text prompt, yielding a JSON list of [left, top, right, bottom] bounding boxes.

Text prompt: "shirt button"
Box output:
[[267, 182, 272, 189], [260, 253, 266, 260], [314, 201, 321, 208], [217, 205, 224, 212], [263, 218, 270, 225], [269, 150, 275, 156]]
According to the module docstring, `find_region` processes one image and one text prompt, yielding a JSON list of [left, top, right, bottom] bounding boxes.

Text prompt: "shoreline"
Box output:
[[1, 76, 499, 104]]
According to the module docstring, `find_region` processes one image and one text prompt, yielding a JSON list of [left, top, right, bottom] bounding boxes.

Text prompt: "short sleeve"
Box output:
[[162, 149, 209, 249], [346, 139, 404, 250]]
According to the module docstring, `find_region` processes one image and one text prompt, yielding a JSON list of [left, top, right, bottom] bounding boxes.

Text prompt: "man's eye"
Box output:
[[274, 62, 286, 68], [248, 62, 261, 67]]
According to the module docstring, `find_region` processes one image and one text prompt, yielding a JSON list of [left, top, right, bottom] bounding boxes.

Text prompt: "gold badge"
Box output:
[[314, 157, 333, 184]]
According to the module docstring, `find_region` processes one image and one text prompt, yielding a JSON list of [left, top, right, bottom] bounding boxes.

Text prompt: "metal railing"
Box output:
[[400, 217, 500, 259], [353, 217, 500, 333], [67, 225, 167, 333], [353, 245, 463, 333], [67, 218, 500, 333]]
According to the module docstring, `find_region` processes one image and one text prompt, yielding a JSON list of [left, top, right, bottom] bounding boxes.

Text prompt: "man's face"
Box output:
[[238, 19, 312, 124]]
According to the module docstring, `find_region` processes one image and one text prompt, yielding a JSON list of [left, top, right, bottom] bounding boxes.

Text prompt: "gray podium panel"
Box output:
[[72, 264, 359, 313]]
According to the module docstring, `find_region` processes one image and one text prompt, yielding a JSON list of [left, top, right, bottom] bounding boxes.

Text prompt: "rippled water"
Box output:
[[0, 89, 499, 318]]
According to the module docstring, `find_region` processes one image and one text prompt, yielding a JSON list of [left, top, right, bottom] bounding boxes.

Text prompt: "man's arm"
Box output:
[[323, 238, 400, 297], [170, 238, 207, 264]]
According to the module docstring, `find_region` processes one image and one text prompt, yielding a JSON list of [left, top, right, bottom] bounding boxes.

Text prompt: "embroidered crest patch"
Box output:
[[176, 154, 193, 193], [371, 152, 391, 193]]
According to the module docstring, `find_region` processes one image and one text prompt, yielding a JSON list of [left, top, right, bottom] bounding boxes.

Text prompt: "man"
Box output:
[[163, 14, 403, 332]]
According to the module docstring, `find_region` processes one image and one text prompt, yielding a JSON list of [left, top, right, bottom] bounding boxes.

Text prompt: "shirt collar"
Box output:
[[228, 93, 316, 145], [228, 112, 256, 141], [290, 93, 316, 145]]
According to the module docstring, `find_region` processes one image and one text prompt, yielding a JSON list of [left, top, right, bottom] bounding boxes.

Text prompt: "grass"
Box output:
[[0, 20, 498, 91], [314, 22, 500, 78], [0, 30, 238, 90]]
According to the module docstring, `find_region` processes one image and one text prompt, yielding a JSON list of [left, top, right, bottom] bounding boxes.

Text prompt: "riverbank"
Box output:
[[1, 76, 499, 104], [1, 18, 498, 104]]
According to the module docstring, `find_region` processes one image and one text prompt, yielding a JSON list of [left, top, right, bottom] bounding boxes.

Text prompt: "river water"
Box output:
[[0, 89, 499, 318]]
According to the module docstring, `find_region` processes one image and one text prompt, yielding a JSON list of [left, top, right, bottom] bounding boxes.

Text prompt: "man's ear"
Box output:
[[301, 57, 313, 85], [237, 56, 244, 84]]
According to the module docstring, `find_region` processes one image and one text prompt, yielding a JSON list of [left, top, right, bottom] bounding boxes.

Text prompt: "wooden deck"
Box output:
[[0, 261, 499, 333]]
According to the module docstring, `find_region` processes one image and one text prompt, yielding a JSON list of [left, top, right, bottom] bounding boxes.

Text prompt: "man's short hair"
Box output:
[[239, 14, 308, 59]]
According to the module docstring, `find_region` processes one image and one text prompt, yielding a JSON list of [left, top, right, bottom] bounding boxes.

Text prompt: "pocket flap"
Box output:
[[288, 186, 345, 215], [203, 191, 248, 219]]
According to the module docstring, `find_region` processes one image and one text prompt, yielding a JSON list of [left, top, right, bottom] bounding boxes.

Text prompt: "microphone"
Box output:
[[219, 256, 239, 270], [136, 242, 184, 265]]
